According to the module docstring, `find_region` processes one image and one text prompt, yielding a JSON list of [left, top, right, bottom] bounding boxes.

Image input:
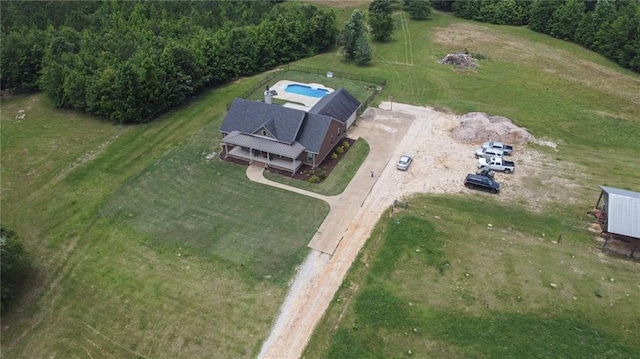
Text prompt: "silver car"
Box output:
[[396, 154, 412, 170]]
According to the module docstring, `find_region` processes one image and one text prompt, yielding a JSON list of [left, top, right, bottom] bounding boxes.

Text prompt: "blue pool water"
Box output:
[[284, 84, 329, 98]]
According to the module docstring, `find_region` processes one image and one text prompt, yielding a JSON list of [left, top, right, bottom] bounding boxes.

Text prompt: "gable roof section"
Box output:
[[600, 186, 640, 239], [221, 98, 305, 144], [309, 88, 361, 123], [297, 113, 335, 154], [257, 118, 277, 138]]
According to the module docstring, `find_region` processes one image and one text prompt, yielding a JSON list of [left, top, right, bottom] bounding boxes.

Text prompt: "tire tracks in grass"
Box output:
[[371, 12, 419, 100], [345, 12, 426, 108], [400, 12, 414, 68], [395, 12, 423, 102]]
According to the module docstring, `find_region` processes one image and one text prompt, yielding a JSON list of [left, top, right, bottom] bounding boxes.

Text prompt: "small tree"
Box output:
[[369, 0, 395, 41], [354, 34, 373, 65], [1, 225, 30, 313], [404, 0, 431, 20], [339, 9, 372, 64]]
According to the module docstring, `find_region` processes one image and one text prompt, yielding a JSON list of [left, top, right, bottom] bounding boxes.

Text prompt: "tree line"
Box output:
[[0, 1, 337, 124], [433, 0, 640, 73]]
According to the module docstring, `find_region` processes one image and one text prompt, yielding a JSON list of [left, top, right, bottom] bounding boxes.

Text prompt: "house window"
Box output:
[[307, 152, 313, 161], [262, 130, 267, 136]]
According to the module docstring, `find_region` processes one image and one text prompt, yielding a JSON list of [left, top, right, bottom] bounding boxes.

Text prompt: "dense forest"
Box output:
[[0, 1, 337, 124], [434, 0, 640, 73], [2, 1, 638, 124]]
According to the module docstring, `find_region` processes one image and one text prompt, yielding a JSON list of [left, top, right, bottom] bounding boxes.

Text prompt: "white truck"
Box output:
[[475, 147, 504, 159], [478, 156, 515, 173], [482, 141, 513, 155]]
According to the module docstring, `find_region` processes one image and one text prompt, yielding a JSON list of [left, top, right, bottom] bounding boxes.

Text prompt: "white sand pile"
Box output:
[[451, 112, 534, 144]]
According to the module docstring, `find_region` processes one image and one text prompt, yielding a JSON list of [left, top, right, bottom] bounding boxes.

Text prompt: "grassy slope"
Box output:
[[307, 198, 640, 358], [303, 9, 640, 359]]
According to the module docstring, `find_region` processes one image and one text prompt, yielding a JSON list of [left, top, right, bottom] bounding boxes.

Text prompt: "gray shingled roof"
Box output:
[[221, 99, 305, 144], [297, 113, 334, 154], [309, 88, 361, 123], [600, 186, 640, 239], [222, 131, 305, 158], [261, 118, 278, 138]]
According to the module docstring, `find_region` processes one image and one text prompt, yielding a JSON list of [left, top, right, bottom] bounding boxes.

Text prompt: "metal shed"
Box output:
[[594, 186, 640, 239]]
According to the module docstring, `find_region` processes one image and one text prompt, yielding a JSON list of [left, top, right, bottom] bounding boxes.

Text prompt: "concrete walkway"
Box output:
[[245, 107, 413, 255], [245, 165, 337, 206]]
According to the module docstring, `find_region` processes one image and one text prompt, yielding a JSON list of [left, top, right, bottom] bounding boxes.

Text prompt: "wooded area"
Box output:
[[434, 0, 640, 73], [1, 0, 638, 124], [0, 1, 337, 124]]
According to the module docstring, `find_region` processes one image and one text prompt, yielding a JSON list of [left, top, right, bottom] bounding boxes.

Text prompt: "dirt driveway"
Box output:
[[256, 102, 541, 359]]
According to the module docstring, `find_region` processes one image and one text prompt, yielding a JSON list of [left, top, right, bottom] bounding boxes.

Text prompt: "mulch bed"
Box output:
[[220, 137, 355, 182]]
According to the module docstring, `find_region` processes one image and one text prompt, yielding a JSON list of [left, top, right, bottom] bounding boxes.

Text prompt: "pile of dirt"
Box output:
[[451, 112, 534, 144], [439, 52, 477, 69]]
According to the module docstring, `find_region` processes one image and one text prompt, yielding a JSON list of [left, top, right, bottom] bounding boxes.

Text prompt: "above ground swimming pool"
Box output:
[[284, 84, 330, 98]]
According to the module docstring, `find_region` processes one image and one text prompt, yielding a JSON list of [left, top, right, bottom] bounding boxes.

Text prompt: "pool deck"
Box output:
[[269, 80, 335, 109]]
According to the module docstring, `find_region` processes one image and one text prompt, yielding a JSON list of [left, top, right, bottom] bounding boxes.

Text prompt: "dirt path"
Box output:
[[256, 102, 540, 358]]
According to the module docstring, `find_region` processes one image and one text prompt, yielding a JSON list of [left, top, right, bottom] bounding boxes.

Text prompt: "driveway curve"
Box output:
[[251, 104, 414, 359]]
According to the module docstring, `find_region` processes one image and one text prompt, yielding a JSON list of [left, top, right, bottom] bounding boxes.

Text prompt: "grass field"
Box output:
[[1, 6, 639, 359], [305, 197, 640, 358], [1, 80, 328, 357]]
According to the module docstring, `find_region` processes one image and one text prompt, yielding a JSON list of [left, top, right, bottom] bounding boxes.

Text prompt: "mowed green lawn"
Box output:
[[305, 197, 640, 358], [2, 7, 639, 359], [1, 77, 329, 357]]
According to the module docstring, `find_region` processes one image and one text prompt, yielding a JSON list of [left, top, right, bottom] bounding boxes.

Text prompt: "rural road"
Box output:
[[254, 102, 477, 359]]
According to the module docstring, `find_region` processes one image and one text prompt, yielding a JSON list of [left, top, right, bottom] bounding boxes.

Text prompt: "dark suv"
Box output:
[[464, 174, 500, 194]]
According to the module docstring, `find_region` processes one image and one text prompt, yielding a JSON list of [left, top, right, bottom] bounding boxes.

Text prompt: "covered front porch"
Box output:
[[222, 131, 304, 174], [226, 146, 303, 173]]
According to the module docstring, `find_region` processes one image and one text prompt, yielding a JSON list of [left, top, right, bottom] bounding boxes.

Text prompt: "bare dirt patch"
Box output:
[[368, 103, 582, 212]]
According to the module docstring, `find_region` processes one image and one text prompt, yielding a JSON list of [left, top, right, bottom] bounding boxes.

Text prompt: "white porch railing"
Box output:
[[227, 146, 302, 173]]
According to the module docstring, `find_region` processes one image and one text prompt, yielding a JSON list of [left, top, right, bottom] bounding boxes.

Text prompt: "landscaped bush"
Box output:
[[342, 140, 350, 148], [316, 167, 327, 179], [305, 167, 328, 183], [331, 152, 338, 160], [336, 146, 344, 155]]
